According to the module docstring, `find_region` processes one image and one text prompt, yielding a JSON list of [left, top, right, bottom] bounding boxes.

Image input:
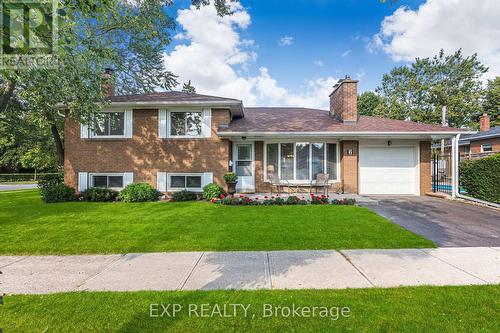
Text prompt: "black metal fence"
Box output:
[[432, 153, 453, 194]]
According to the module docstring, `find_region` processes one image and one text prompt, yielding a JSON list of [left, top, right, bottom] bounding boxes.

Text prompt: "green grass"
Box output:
[[0, 189, 434, 255], [1, 286, 499, 332]]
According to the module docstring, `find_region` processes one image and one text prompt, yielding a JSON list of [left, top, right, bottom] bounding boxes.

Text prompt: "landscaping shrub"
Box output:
[[460, 153, 500, 203], [310, 194, 330, 205], [202, 183, 225, 200], [37, 173, 64, 189], [40, 182, 76, 203], [82, 187, 118, 202], [119, 183, 158, 202], [171, 190, 198, 202], [286, 195, 300, 205]]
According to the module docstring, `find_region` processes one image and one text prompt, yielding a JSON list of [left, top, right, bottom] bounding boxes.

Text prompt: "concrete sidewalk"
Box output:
[[1, 247, 499, 295]]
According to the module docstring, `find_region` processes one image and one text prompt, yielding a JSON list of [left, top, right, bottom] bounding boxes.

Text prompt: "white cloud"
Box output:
[[314, 59, 325, 67], [164, 3, 337, 109], [372, 0, 500, 78], [341, 50, 351, 57], [355, 68, 365, 80], [278, 35, 294, 46]]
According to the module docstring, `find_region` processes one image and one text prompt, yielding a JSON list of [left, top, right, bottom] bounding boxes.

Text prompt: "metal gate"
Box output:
[[432, 153, 453, 194]]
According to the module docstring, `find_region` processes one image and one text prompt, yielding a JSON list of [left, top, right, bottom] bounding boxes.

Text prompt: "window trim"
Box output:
[[264, 141, 341, 183], [167, 173, 204, 192], [481, 143, 493, 152], [167, 109, 204, 139], [90, 111, 127, 138], [89, 173, 125, 190]]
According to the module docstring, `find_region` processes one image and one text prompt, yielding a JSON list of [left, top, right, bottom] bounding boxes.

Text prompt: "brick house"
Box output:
[[458, 114, 500, 157], [65, 76, 469, 196]]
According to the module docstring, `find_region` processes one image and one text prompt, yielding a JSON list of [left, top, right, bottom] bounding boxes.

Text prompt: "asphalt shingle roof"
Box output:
[[109, 91, 241, 103], [220, 107, 467, 133], [460, 126, 500, 141]]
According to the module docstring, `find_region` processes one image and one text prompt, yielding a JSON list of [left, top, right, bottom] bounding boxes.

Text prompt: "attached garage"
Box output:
[[359, 145, 419, 195]]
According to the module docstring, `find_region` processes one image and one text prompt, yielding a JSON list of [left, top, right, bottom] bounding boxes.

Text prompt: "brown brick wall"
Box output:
[[420, 141, 431, 195], [329, 80, 358, 123], [341, 140, 358, 194], [469, 138, 500, 154], [64, 108, 231, 191]]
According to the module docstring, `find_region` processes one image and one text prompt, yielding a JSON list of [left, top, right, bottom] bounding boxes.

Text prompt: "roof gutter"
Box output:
[[217, 130, 474, 138]]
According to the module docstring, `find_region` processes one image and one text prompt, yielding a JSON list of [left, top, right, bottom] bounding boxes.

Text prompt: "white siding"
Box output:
[[202, 108, 212, 138], [202, 172, 213, 186], [123, 172, 134, 187], [158, 109, 167, 138], [157, 172, 167, 192], [78, 172, 88, 192], [124, 110, 133, 138]]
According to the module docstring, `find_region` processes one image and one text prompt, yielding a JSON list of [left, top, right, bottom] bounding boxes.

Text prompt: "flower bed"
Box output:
[[211, 194, 356, 206]]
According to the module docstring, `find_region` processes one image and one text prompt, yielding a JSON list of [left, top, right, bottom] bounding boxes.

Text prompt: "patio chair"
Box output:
[[309, 173, 330, 195], [267, 172, 290, 195]]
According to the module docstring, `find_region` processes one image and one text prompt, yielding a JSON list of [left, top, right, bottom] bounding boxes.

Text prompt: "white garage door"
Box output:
[[359, 147, 418, 195]]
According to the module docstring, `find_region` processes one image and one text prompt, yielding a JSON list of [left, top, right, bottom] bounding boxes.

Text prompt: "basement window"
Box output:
[[91, 174, 124, 189], [481, 144, 493, 152]]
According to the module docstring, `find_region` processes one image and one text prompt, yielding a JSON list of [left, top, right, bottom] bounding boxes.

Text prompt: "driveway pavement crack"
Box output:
[[178, 252, 204, 290], [338, 250, 375, 287]]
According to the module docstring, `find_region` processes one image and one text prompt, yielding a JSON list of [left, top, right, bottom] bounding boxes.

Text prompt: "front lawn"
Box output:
[[0, 190, 434, 254], [2, 286, 499, 332]]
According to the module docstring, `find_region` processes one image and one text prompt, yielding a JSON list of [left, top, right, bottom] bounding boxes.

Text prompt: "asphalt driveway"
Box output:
[[362, 196, 500, 247]]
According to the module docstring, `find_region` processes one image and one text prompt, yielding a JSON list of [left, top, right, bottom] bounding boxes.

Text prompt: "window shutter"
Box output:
[[123, 172, 134, 186], [124, 110, 133, 138], [158, 109, 167, 138], [202, 172, 213, 187], [80, 123, 89, 139], [78, 172, 88, 192], [157, 172, 167, 192], [202, 108, 212, 138]]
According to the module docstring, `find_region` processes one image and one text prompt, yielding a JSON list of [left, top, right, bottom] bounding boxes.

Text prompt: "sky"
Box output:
[[163, 0, 500, 109]]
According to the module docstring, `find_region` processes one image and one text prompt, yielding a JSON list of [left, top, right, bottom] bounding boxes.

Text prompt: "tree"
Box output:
[[375, 49, 488, 128], [0, 0, 233, 166], [357, 91, 385, 116], [182, 80, 197, 94], [483, 77, 500, 128]]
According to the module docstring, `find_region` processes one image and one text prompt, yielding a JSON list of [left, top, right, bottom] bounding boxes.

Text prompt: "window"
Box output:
[[169, 174, 202, 190], [94, 112, 125, 136], [266, 142, 338, 182], [481, 144, 493, 152], [170, 112, 202, 137], [91, 174, 124, 189]]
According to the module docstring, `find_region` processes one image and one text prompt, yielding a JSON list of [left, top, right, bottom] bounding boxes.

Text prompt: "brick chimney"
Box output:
[[329, 76, 358, 123], [480, 113, 490, 132], [102, 68, 115, 97]]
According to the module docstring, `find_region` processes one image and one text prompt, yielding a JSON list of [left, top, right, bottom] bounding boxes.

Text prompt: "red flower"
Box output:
[[271, 196, 275, 199], [264, 196, 268, 199], [220, 194, 225, 199], [240, 195, 244, 198], [255, 197, 259, 200], [310, 193, 314, 197]]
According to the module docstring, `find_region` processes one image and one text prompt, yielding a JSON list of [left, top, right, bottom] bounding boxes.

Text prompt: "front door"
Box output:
[[233, 142, 255, 192]]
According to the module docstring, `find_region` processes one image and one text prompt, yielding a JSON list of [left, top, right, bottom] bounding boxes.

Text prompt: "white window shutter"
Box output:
[[202, 172, 213, 187], [124, 110, 133, 138], [123, 172, 134, 186], [202, 108, 212, 138], [80, 123, 89, 139], [78, 172, 88, 192], [158, 109, 167, 138], [157, 172, 167, 192]]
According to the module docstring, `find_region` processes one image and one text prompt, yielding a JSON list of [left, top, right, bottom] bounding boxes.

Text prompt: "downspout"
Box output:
[[451, 133, 460, 199]]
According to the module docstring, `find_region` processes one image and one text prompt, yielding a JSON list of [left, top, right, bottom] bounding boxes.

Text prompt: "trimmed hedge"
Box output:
[[119, 183, 158, 202], [171, 190, 198, 202], [460, 153, 500, 203], [0, 172, 62, 183], [40, 183, 76, 203], [82, 187, 119, 202]]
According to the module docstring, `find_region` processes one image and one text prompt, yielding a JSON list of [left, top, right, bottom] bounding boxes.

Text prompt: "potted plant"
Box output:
[[224, 172, 238, 197]]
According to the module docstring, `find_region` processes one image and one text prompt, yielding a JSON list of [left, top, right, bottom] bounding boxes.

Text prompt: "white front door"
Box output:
[[359, 146, 418, 195], [233, 142, 255, 192]]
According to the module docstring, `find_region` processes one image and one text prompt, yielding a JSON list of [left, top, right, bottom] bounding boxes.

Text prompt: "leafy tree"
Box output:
[[483, 77, 500, 128], [357, 91, 385, 116], [375, 49, 488, 128], [182, 80, 197, 94], [0, 0, 233, 166]]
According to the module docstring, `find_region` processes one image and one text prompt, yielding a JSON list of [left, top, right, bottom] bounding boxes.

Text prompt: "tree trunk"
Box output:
[[0, 78, 16, 113], [45, 111, 65, 166]]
